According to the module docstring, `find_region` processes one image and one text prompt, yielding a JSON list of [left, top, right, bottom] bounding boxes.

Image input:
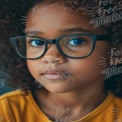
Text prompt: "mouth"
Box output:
[[41, 70, 71, 80]]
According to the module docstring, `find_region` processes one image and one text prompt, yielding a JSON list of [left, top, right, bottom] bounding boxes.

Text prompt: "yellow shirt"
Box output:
[[0, 90, 122, 122]]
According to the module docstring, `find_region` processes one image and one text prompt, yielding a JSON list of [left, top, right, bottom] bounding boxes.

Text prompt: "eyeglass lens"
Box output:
[[15, 35, 94, 59]]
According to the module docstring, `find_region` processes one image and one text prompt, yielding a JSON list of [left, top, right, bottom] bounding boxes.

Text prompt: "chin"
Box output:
[[44, 84, 73, 93]]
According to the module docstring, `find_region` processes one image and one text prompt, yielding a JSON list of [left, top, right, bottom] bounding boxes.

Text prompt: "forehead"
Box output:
[[25, 2, 108, 35]]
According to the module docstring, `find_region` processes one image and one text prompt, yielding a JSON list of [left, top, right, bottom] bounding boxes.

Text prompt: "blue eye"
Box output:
[[30, 39, 44, 47], [68, 38, 85, 46]]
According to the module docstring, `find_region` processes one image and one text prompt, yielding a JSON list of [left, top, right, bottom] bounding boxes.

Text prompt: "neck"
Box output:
[[48, 86, 106, 108], [32, 83, 107, 120]]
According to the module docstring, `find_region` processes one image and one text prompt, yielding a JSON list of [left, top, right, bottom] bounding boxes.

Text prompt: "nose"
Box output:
[[41, 44, 67, 64]]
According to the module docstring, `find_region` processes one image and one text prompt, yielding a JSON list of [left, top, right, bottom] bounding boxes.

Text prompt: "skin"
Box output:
[[25, 2, 111, 121]]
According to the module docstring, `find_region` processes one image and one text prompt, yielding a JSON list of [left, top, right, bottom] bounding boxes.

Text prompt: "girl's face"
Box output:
[[25, 2, 110, 93]]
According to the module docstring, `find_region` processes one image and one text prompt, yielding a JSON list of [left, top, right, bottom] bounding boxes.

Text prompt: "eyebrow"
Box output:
[[25, 31, 41, 35], [60, 27, 92, 33], [25, 27, 92, 35]]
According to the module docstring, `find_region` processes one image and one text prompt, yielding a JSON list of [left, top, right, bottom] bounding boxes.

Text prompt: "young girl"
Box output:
[[0, 0, 122, 122]]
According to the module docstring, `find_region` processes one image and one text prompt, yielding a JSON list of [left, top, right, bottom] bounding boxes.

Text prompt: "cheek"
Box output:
[[69, 60, 102, 83], [27, 60, 41, 78], [71, 58, 102, 78]]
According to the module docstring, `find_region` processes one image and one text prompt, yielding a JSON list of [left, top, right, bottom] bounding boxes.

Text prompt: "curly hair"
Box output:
[[0, 0, 122, 96]]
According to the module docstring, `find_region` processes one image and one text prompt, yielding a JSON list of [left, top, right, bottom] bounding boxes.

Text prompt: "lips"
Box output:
[[42, 70, 63, 74], [41, 70, 70, 80], [44, 74, 63, 80]]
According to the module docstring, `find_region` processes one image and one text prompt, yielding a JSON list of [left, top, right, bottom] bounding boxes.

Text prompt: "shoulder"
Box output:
[[0, 90, 33, 122], [0, 89, 31, 111], [0, 89, 22, 99], [112, 95, 122, 116], [113, 95, 122, 107], [0, 89, 28, 103]]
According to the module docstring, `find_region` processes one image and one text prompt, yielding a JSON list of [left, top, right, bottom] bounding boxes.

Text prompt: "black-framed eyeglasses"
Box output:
[[10, 33, 110, 60]]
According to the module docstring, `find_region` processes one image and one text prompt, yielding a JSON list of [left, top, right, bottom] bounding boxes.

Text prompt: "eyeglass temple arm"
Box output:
[[96, 35, 111, 41]]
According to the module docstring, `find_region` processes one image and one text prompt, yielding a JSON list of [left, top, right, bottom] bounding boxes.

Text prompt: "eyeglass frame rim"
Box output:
[[10, 33, 111, 60]]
